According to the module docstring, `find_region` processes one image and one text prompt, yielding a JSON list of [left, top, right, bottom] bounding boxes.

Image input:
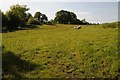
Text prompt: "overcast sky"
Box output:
[[0, 0, 119, 23]]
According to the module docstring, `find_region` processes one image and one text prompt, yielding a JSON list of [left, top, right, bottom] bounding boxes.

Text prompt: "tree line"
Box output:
[[1, 4, 90, 31]]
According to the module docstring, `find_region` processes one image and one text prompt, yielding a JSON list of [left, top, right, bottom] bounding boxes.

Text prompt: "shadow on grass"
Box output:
[[20, 24, 39, 30], [2, 24, 40, 33], [2, 46, 42, 79]]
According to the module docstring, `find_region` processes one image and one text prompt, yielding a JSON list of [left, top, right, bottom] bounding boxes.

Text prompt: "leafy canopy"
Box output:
[[6, 4, 29, 29]]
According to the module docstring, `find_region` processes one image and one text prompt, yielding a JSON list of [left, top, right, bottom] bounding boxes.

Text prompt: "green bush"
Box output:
[[46, 19, 55, 25], [27, 17, 41, 25], [46, 21, 55, 25]]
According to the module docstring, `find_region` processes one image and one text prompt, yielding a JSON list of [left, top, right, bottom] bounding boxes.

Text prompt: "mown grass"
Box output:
[[2, 23, 119, 78]]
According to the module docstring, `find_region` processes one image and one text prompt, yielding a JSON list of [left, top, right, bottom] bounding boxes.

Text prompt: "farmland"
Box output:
[[2, 23, 119, 78]]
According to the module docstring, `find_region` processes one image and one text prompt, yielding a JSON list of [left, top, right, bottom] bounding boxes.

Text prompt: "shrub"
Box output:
[[46, 19, 55, 25], [46, 21, 54, 25], [27, 17, 41, 25]]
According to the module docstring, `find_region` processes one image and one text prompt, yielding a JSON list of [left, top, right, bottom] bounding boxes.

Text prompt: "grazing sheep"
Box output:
[[74, 26, 81, 29], [74, 26, 77, 29], [77, 26, 81, 29]]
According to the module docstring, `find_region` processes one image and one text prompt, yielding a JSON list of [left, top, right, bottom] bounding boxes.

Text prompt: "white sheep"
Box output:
[[74, 26, 77, 29], [74, 26, 81, 29]]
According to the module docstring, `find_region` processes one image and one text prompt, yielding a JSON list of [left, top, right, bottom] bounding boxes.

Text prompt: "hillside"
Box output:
[[2, 23, 119, 78]]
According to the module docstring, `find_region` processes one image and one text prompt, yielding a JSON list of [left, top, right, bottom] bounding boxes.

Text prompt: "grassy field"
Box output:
[[2, 23, 119, 78]]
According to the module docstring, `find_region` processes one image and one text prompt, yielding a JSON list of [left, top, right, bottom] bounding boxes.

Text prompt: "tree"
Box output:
[[54, 10, 78, 24], [54, 10, 90, 25], [26, 13, 32, 19], [34, 12, 48, 24], [6, 4, 29, 30], [26, 12, 32, 22], [75, 19, 81, 24], [81, 19, 89, 25], [34, 12, 42, 21], [6, 11, 20, 30], [41, 14, 48, 23], [1, 12, 9, 30]]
